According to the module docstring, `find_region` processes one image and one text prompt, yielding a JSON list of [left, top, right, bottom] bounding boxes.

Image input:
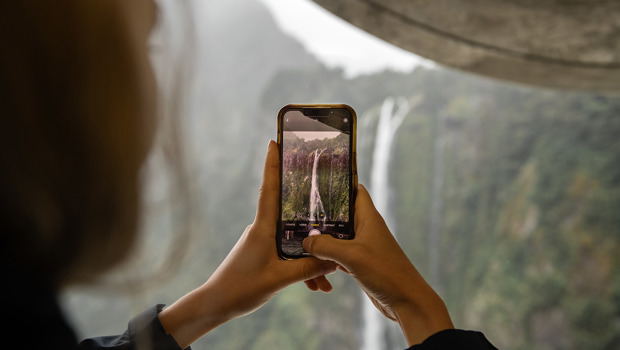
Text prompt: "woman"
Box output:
[[0, 1, 496, 349]]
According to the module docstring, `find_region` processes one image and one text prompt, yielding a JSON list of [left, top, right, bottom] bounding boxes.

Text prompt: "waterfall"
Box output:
[[309, 148, 326, 223], [428, 114, 445, 291], [329, 151, 334, 220], [362, 97, 409, 350], [370, 97, 409, 223]]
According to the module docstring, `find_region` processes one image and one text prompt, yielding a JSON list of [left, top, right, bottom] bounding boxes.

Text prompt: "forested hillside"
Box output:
[[281, 133, 350, 222], [61, 0, 619, 349], [262, 66, 620, 350]]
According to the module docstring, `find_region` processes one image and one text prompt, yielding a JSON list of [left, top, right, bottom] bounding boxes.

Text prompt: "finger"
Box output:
[[304, 279, 319, 292], [279, 257, 337, 287], [302, 234, 352, 264], [354, 184, 389, 237], [354, 184, 379, 219], [304, 275, 333, 293], [311, 275, 334, 293], [338, 265, 350, 274], [254, 140, 280, 226]]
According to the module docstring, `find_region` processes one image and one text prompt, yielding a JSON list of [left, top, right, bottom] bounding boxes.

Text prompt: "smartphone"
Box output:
[[277, 104, 357, 259]]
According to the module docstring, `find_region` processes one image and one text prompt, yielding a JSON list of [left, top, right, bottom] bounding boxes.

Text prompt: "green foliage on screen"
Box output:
[[281, 133, 350, 222]]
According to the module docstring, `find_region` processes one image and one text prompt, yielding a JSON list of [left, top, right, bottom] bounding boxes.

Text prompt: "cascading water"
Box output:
[[309, 148, 326, 223], [362, 97, 410, 350], [428, 114, 446, 291]]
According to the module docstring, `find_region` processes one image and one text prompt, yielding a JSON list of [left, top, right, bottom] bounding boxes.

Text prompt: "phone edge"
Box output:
[[276, 104, 358, 260]]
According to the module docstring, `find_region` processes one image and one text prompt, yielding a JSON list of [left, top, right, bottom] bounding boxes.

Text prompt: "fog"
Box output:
[[62, 1, 620, 349]]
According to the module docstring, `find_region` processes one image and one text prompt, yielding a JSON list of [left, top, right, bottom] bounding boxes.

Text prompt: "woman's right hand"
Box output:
[[303, 184, 454, 346]]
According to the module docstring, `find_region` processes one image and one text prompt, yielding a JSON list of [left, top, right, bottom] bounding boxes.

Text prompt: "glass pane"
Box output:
[[62, 1, 620, 349]]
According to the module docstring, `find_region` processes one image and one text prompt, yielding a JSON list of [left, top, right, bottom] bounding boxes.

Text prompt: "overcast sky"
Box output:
[[290, 131, 342, 141], [258, 0, 432, 78]]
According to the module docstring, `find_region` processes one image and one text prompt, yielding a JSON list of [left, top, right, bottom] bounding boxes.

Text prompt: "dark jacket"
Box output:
[[6, 263, 495, 350]]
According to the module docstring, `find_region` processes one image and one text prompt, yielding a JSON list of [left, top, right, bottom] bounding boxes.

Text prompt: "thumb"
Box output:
[[254, 140, 279, 227], [303, 234, 352, 264]]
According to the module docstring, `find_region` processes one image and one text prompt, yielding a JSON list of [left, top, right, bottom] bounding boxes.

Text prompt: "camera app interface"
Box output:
[[280, 110, 352, 256]]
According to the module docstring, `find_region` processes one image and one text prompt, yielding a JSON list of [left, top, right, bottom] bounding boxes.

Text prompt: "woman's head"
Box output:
[[0, 0, 158, 288]]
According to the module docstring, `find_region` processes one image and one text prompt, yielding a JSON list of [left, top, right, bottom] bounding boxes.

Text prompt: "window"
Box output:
[[62, 1, 620, 349]]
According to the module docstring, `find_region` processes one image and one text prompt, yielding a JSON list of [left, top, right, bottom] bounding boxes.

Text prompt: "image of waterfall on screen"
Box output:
[[280, 131, 351, 256]]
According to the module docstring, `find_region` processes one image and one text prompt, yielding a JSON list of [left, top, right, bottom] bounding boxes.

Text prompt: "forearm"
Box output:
[[394, 287, 454, 346], [158, 282, 229, 349]]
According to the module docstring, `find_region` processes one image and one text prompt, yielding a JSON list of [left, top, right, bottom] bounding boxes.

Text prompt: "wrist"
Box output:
[[393, 289, 454, 346], [159, 282, 231, 349]]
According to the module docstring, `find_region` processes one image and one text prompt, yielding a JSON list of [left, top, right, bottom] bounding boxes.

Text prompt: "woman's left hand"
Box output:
[[159, 140, 337, 348]]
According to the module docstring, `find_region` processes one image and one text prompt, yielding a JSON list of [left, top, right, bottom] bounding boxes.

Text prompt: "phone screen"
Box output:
[[277, 105, 357, 259]]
